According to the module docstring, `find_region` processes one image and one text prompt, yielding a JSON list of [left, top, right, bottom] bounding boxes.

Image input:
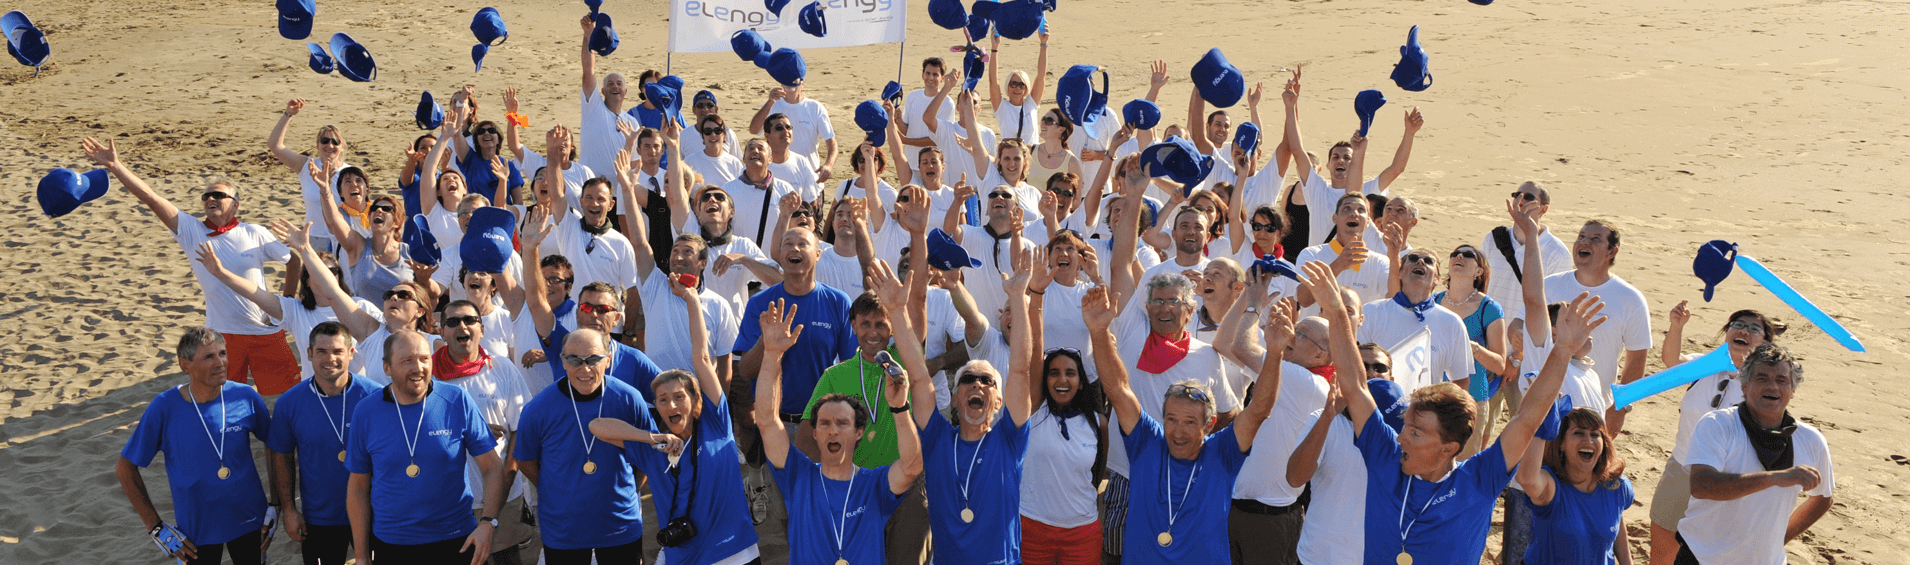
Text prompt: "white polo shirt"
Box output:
[[1233, 361, 1330, 505], [768, 97, 836, 160], [683, 149, 744, 188], [580, 89, 639, 189], [766, 153, 821, 203], [1543, 271, 1652, 400], [676, 218, 775, 317], [636, 269, 741, 374], [1357, 298, 1473, 392], [551, 211, 642, 300], [719, 175, 798, 248]]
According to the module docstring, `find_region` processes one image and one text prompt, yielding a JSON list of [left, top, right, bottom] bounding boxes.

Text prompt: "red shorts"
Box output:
[[1021, 515, 1102, 565], [221, 331, 300, 396]]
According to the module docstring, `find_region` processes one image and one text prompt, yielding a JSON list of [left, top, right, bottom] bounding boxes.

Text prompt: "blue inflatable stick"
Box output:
[[1610, 345, 1735, 410], [1735, 255, 1864, 352]]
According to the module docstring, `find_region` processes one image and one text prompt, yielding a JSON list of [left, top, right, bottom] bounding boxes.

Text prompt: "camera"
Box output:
[[656, 516, 698, 547]]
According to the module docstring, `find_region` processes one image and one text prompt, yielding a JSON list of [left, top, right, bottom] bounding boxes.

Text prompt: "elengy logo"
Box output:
[[684, 0, 895, 24]]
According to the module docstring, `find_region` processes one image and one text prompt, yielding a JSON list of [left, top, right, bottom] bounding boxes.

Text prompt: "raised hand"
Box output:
[[1037, 189, 1057, 221], [1079, 246, 1104, 285], [1005, 243, 1042, 296], [1030, 243, 1056, 290], [1380, 222, 1407, 256], [1348, 133, 1368, 153], [869, 259, 909, 308], [1298, 260, 1346, 313], [404, 141, 428, 165], [667, 270, 696, 299], [580, 14, 595, 33], [952, 175, 977, 203], [81, 137, 120, 168], [307, 159, 333, 195], [1281, 66, 1302, 109], [1247, 82, 1265, 109], [1116, 155, 1148, 196], [616, 119, 636, 140], [1082, 285, 1116, 330], [767, 86, 786, 103], [268, 219, 314, 253], [894, 188, 930, 233], [285, 98, 305, 116], [547, 126, 569, 158], [613, 148, 633, 178], [759, 298, 805, 354], [523, 206, 555, 249], [1552, 292, 1609, 355], [1148, 60, 1169, 91], [1506, 197, 1541, 239], [489, 157, 508, 182], [1668, 300, 1691, 329], [503, 87, 520, 115], [1264, 296, 1299, 352], [1244, 271, 1276, 310], [1403, 107, 1424, 135], [193, 242, 226, 273]]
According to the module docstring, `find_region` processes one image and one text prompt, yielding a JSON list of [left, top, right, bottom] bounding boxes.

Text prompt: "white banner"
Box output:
[[1387, 327, 1436, 392], [669, 0, 908, 54]]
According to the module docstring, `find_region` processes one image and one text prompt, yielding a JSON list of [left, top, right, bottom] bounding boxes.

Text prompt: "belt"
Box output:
[[1232, 498, 1303, 516], [779, 412, 804, 424]]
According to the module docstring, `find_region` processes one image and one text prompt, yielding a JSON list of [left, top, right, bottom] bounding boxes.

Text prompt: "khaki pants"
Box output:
[[473, 495, 539, 565], [886, 475, 930, 565]]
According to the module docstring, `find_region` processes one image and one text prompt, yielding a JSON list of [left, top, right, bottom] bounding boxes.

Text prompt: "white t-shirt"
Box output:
[[636, 269, 740, 374], [510, 304, 575, 377], [921, 287, 968, 411], [1019, 404, 1101, 529], [768, 98, 836, 160], [899, 89, 956, 180], [766, 153, 822, 203], [297, 157, 340, 244], [1294, 411, 1368, 565], [1678, 407, 1834, 565], [964, 326, 1012, 380], [1022, 207, 1092, 249], [1088, 236, 1161, 285], [1357, 299, 1473, 392], [680, 125, 741, 162], [1233, 361, 1329, 505], [1235, 164, 1288, 216], [1139, 255, 1211, 289], [1295, 242, 1392, 308], [995, 98, 1040, 145], [551, 211, 642, 300], [1516, 332, 1610, 417], [1672, 370, 1743, 464], [580, 88, 639, 188], [517, 150, 592, 217], [444, 357, 534, 508], [1300, 169, 1386, 248], [928, 119, 999, 187], [978, 170, 1046, 223], [176, 221, 293, 335], [423, 206, 463, 253], [272, 296, 382, 377], [955, 224, 1038, 322], [683, 149, 745, 188], [812, 242, 867, 298], [432, 250, 524, 305], [1073, 108, 1122, 194], [833, 179, 899, 216], [351, 326, 440, 386], [1106, 296, 1240, 476], [719, 175, 798, 248], [1543, 272, 1652, 399], [677, 218, 775, 316], [1478, 226, 1572, 322], [1039, 280, 1099, 377]]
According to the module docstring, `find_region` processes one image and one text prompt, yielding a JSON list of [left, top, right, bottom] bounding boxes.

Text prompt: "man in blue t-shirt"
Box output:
[[735, 228, 858, 422], [522, 214, 663, 393], [1301, 261, 1604, 565], [118, 327, 276, 565], [267, 322, 380, 565], [344, 330, 508, 564]]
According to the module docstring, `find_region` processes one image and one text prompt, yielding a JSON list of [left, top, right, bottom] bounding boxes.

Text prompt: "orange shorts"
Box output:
[[221, 331, 300, 396]]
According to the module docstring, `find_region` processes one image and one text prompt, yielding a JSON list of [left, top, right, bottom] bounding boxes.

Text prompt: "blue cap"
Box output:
[[37, 168, 109, 218], [1390, 25, 1433, 92], [928, 0, 968, 30], [2, 12, 45, 69], [471, 7, 508, 46], [1534, 394, 1575, 442], [1469, 0, 1493, 5], [1191, 48, 1245, 108], [416, 91, 443, 129], [1141, 136, 1214, 189], [1354, 89, 1387, 137], [797, 2, 827, 37], [1693, 239, 1738, 302], [1235, 121, 1261, 153], [1368, 379, 1408, 434], [1250, 255, 1299, 281], [965, 1, 996, 42], [275, 0, 316, 41], [731, 29, 771, 66], [460, 207, 517, 273], [590, 12, 619, 57], [471, 44, 491, 73], [766, 0, 794, 16], [856, 100, 890, 147], [329, 33, 377, 82], [645, 76, 686, 127], [962, 46, 985, 92], [926, 229, 981, 271], [694, 89, 717, 106], [992, 0, 1044, 40], [585, 0, 603, 13], [1141, 196, 1161, 228], [403, 214, 441, 266], [1042, 0, 1058, 9], [1122, 99, 1160, 130], [1056, 65, 1108, 130], [765, 47, 806, 86], [882, 80, 903, 102], [305, 42, 335, 74]]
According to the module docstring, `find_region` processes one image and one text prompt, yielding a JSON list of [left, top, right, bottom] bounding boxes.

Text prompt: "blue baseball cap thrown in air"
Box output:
[[1235, 121, 1261, 154], [329, 33, 376, 82], [471, 7, 508, 46], [731, 29, 772, 66], [276, 0, 316, 40], [797, 2, 827, 37], [882, 80, 903, 102], [1249, 255, 1299, 281], [926, 229, 982, 271], [928, 0, 968, 31], [1693, 239, 1738, 302], [856, 100, 890, 147], [1354, 89, 1386, 137], [460, 207, 517, 273], [1055, 65, 1108, 130], [416, 91, 444, 129], [645, 76, 686, 127], [766, 0, 794, 16], [765, 47, 806, 86], [590, 12, 619, 57], [962, 46, 985, 91], [1140, 136, 1215, 189], [37, 168, 110, 218], [3, 11, 49, 69], [964, 1, 995, 43], [1122, 99, 1160, 130], [306, 42, 335, 74], [585, 0, 604, 13], [404, 214, 441, 266], [1191, 48, 1245, 108], [992, 0, 1043, 40], [1390, 25, 1433, 92]]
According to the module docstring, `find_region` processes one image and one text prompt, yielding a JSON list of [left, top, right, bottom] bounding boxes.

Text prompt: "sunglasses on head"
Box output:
[[383, 289, 415, 302], [318, 137, 341, 147], [957, 372, 996, 387], [369, 203, 396, 213], [1167, 384, 1209, 402], [1251, 221, 1279, 233], [578, 302, 618, 316], [1510, 191, 1538, 202], [201, 191, 234, 201], [443, 315, 482, 327], [1365, 362, 1391, 374], [699, 191, 730, 203], [563, 354, 608, 367], [988, 191, 1014, 200], [1451, 248, 1477, 259]]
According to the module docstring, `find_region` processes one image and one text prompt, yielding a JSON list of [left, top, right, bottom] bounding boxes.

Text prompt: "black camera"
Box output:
[[656, 516, 698, 547]]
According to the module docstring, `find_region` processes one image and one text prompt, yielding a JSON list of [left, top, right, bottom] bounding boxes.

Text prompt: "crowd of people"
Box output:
[[101, 15, 1835, 565]]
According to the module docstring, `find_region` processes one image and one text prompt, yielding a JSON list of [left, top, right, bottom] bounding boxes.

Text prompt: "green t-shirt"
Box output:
[[803, 346, 901, 468]]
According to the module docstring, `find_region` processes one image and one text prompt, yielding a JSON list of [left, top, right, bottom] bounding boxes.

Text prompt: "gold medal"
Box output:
[[960, 508, 974, 523], [1396, 552, 1412, 565], [405, 463, 420, 478], [217, 466, 230, 480], [338, 450, 347, 462], [836, 559, 849, 565], [583, 461, 598, 474], [1157, 532, 1172, 547]]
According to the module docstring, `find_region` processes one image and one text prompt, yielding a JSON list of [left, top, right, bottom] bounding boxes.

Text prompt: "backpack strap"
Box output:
[[1491, 226, 1523, 283]]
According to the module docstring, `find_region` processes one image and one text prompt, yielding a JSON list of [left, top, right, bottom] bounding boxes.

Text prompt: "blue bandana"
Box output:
[[1392, 291, 1434, 322]]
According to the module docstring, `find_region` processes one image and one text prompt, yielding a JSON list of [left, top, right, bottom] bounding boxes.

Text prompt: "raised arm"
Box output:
[[273, 220, 380, 339], [748, 87, 782, 135], [1374, 108, 1422, 191], [1214, 273, 1274, 371], [943, 180, 975, 239], [1514, 426, 1557, 505], [670, 273, 724, 404], [613, 147, 659, 280], [82, 137, 181, 233], [448, 86, 478, 161], [1280, 68, 1316, 182], [520, 207, 558, 338], [1234, 297, 1298, 451], [1001, 243, 1040, 426], [194, 243, 286, 321], [754, 299, 803, 468], [957, 87, 991, 173], [1663, 300, 1692, 368], [310, 159, 366, 257], [1285, 379, 1344, 488], [1083, 286, 1140, 434], [504, 87, 527, 163], [266, 99, 309, 171], [1500, 293, 1606, 471], [420, 109, 460, 216], [922, 75, 953, 135], [986, 34, 1005, 112], [893, 187, 933, 333], [1301, 260, 1376, 435], [579, 16, 599, 94], [1513, 197, 1551, 348], [884, 101, 914, 186], [945, 271, 988, 347], [867, 261, 927, 493], [1030, 30, 1050, 103], [1107, 156, 1148, 308], [1187, 84, 1215, 156]]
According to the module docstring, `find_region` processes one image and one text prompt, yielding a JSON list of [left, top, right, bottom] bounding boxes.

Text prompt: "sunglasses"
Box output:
[[201, 191, 234, 202], [1365, 362, 1391, 374], [1250, 221, 1280, 233], [475, 128, 500, 136], [957, 372, 997, 387], [1403, 254, 1437, 266], [699, 128, 724, 136], [383, 289, 415, 302], [693, 102, 717, 110], [545, 276, 575, 286], [578, 302, 618, 316], [896, 194, 912, 203], [1510, 191, 1538, 202], [700, 192, 730, 203], [443, 315, 482, 328], [790, 208, 813, 219], [1709, 375, 1733, 408], [563, 354, 608, 367], [767, 124, 792, 133], [369, 203, 396, 213], [1726, 320, 1766, 337], [1049, 188, 1076, 198], [988, 191, 1015, 200], [1451, 248, 1478, 259], [1040, 117, 1059, 126], [1009, 81, 1028, 88], [318, 137, 341, 147]]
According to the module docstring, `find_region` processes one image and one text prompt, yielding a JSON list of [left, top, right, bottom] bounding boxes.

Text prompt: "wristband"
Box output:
[[504, 112, 530, 127], [1027, 288, 1045, 295], [888, 402, 912, 414]]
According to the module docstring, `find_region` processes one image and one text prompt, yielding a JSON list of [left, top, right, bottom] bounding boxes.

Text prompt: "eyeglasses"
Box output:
[[767, 124, 792, 133], [957, 372, 997, 387], [1250, 221, 1280, 233], [201, 191, 234, 201], [896, 194, 912, 203], [1040, 117, 1059, 126], [1296, 331, 1329, 352], [699, 191, 730, 203], [443, 315, 482, 327], [563, 354, 608, 367], [988, 191, 1015, 200], [1146, 297, 1187, 307], [369, 203, 396, 213], [383, 289, 415, 302], [544, 276, 574, 286], [578, 302, 618, 316], [1451, 248, 1478, 259], [1365, 362, 1391, 374], [1710, 375, 1733, 408], [318, 137, 341, 147], [1510, 191, 1538, 202], [1726, 320, 1766, 337]]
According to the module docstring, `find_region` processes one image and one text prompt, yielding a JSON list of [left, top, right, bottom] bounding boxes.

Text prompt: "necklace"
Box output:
[[311, 378, 354, 462], [569, 381, 606, 474], [183, 384, 231, 480], [1395, 473, 1451, 565], [824, 468, 857, 565], [954, 426, 988, 523], [395, 391, 428, 478], [858, 356, 883, 442], [1158, 452, 1200, 547]]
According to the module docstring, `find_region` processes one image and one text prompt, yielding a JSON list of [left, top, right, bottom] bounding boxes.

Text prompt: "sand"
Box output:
[[1, 0, 1907, 562]]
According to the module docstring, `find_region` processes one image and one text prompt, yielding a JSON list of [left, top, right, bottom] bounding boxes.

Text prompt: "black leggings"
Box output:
[[370, 533, 473, 564], [299, 524, 353, 565], [185, 530, 262, 565], [543, 538, 645, 565], [1673, 533, 1703, 565]]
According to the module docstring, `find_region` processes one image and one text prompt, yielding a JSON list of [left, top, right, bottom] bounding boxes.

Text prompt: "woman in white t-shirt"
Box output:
[[266, 98, 350, 251], [986, 32, 1049, 146], [976, 139, 1045, 221], [1646, 305, 1780, 564], [419, 108, 473, 247], [194, 244, 379, 378], [833, 141, 899, 219]]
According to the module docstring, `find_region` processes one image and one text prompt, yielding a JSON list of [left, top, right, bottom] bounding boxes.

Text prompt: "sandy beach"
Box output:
[[1, 0, 1907, 562]]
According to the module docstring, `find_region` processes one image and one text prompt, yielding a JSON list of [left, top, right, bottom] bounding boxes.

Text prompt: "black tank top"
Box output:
[[1279, 186, 1308, 262]]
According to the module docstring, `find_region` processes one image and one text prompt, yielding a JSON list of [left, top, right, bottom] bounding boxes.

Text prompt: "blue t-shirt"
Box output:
[[1120, 413, 1248, 564], [512, 377, 654, 550], [541, 323, 665, 400], [1435, 291, 1505, 400], [344, 382, 498, 545], [629, 396, 761, 564], [399, 169, 423, 230], [1525, 467, 1633, 565], [733, 283, 859, 415], [1355, 412, 1513, 565], [265, 375, 380, 527], [922, 409, 1029, 565], [771, 448, 904, 565], [120, 382, 272, 546], [456, 152, 525, 205]]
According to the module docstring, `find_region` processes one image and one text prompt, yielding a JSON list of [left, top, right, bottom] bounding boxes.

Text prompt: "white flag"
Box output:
[[669, 0, 908, 54], [1387, 327, 1435, 392]]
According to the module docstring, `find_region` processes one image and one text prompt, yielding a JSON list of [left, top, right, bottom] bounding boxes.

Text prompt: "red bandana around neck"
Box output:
[[432, 346, 491, 381], [1307, 364, 1335, 383], [1137, 331, 1192, 373], [204, 217, 241, 237], [1252, 242, 1285, 261]]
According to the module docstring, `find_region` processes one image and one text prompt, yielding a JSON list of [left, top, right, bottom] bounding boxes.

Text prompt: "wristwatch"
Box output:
[[478, 516, 499, 529]]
